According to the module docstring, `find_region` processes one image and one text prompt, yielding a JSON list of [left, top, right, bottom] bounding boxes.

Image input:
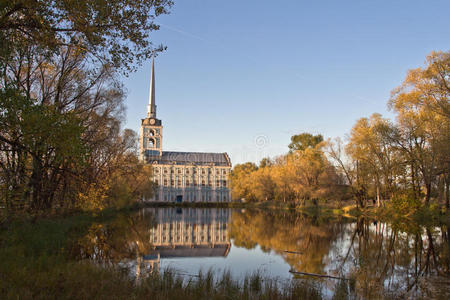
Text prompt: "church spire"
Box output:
[[147, 57, 156, 118]]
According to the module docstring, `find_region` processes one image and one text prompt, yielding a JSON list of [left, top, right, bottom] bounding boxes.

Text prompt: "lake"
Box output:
[[71, 207, 450, 299]]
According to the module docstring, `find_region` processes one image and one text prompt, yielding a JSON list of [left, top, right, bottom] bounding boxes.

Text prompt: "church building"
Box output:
[[139, 60, 232, 202]]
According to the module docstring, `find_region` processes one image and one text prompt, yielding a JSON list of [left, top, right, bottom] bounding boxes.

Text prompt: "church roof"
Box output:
[[147, 58, 157, 118], [156, 151, 231, 166]]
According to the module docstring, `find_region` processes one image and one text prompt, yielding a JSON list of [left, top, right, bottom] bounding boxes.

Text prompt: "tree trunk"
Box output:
[[376, 184, 381, 207], [425, 181, 431, 206], [445, 177, 449, 209], [30, 156, 43, 210]]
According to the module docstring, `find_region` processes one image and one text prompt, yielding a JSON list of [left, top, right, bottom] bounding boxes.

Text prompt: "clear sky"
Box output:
[[121, 0, 450, 165]]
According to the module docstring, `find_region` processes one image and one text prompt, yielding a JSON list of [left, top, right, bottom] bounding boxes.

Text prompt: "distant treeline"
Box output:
[[231, 51, 449, 210], [0, 0, 173, 214]]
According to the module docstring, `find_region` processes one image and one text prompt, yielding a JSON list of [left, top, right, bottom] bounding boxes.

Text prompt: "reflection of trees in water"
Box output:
[[66, 208, 449, 298], [70, 211, 155, 264], [343, 219, 450, 298], [230, 210, 345, 274], [230, 209, 449, 298]]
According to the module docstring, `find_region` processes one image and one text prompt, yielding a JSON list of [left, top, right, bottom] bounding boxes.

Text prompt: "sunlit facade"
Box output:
[[139, 59, 232, 202]]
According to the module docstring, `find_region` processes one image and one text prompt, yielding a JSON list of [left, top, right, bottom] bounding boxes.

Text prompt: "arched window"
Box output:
[[150, 129, 155, 136], [149, 138, 155, 148]]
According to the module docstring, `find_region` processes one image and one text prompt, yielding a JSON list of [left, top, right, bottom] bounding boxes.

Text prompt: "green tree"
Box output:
[[288, 133, 324, 153], [0, 88, 86, 210], [0, 0, 171, 212], [0, 0, 173, 72]]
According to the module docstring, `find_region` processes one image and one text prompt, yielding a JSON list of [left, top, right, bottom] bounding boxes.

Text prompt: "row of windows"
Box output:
[[156, 194, 229, 202], [153, 234, 227, 243], [155, 168, 228, 175], [154, 208, 229, 217], [158, 223, 227, 230], [156, 179, 227, 187]]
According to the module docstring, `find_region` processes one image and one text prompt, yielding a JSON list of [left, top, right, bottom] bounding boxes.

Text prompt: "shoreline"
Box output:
[[136, 200, 449, 225]]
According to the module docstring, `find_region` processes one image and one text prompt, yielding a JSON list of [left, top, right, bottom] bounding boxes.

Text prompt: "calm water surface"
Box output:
[[72, 207, 450, 299]]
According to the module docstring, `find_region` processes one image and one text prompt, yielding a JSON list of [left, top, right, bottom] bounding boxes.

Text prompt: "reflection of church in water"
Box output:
[[139, 59, 232, 202], [136, 208, 231, 277]]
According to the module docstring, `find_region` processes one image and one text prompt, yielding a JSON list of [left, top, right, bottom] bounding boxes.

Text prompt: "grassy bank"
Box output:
[[355, 205, 450, 226]]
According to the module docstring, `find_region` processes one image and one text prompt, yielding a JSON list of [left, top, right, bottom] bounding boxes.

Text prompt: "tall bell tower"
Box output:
[[140, 58, 163, 161]]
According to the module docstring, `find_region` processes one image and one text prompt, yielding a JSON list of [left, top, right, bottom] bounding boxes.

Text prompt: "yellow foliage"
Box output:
[[77, 182, 110, 211]]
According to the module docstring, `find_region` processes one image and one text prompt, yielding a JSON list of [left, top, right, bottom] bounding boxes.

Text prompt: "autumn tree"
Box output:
[[346, 114, 400, 207], [230, 134, 341, 204], [230, 162, 258, 201], [326, 137, 369, 208], [388, 51, 449, 206], [0, 0, 172, 212], [327, 51, 449, 209]]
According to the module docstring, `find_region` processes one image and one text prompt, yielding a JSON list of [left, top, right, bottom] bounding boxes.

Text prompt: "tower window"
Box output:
[[150, 129, 155, 136], [149, 138, 155, 148]]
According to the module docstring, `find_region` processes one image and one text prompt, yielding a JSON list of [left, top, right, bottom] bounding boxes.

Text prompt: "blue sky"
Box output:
[[121, 0, 450, 165]]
